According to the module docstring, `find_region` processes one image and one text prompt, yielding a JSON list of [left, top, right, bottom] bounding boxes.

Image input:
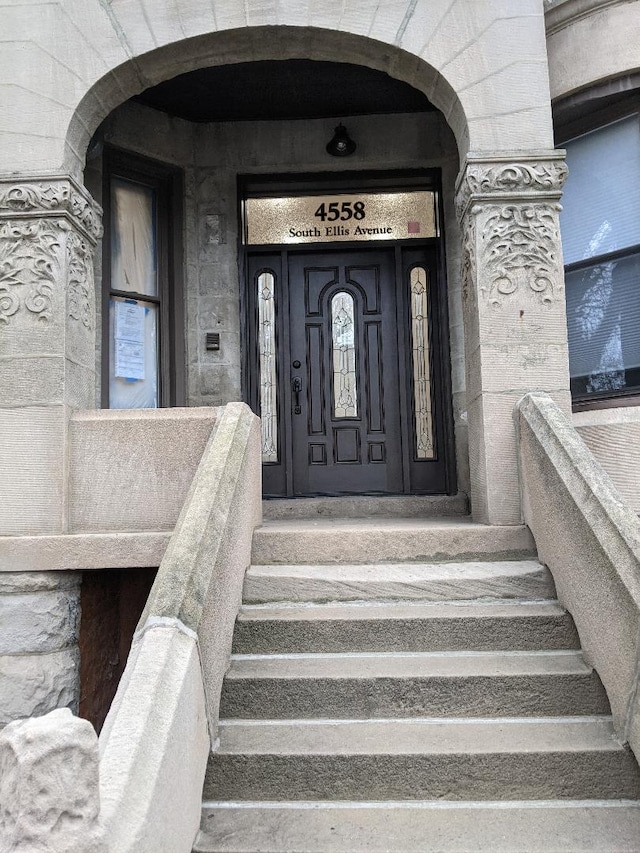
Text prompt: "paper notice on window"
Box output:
[[115, 301, 146, 380]]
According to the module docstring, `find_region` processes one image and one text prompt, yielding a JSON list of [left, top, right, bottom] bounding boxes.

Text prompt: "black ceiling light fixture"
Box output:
[[326, 123, 356, 157]]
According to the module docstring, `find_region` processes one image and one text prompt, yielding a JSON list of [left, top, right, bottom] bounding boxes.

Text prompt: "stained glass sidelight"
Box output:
[[331, 291, 358, 418], [410, 267, 435, 459], [258, 271, 278, 462]]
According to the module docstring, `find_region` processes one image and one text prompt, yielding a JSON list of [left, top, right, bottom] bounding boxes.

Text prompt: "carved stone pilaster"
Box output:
[[0, 177, 102, 333], [0, 177, 102, 414], [454, 152, 570, 525]]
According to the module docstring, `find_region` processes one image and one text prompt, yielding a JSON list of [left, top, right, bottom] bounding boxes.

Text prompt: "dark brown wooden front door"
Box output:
[[247, 243, 453, 498]]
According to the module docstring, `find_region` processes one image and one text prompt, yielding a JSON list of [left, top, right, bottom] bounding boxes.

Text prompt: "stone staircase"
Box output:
[[194, 504, 640, 852]]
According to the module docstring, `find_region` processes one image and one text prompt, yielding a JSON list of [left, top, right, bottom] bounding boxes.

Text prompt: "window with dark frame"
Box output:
[[560, 113, 640, 406], [102, 148, 184, 408]]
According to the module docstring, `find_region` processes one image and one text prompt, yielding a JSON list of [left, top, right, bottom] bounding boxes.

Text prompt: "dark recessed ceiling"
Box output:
[[134, 59, 434, 123]]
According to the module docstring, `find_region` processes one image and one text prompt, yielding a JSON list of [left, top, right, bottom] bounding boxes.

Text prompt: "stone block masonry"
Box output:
[[0, 572, 81, 728]]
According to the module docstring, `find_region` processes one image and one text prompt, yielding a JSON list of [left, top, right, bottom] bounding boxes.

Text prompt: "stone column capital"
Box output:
[[0, 176, 103, 244], [454, 151, 568, 222], [0, 174, 100, 410]]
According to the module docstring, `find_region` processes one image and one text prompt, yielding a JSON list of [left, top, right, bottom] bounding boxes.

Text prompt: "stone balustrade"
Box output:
[[516, 392, 640, 759]]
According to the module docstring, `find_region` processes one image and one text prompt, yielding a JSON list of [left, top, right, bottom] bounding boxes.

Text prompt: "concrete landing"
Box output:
[[195, 800, 640, 852], [262, 493, 468, 520]]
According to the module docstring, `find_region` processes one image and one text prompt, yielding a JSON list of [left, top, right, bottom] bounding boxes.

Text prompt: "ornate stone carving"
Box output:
[[0, 179, 102, 241], [0, 709, 106, 853], [0, 219, 61, 325], [0, 179, 100, 330], [67, 231, 94, 330], [469, 161, 568, 194], [461, 206, 479, 308], [482, 203, 563, 308], [455, 158, 568, 221]]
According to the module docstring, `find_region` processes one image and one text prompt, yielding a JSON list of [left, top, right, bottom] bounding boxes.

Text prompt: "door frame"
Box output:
[[238, 169, 456, 497]]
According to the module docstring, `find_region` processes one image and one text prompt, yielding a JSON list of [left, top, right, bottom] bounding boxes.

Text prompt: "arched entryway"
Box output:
[[78, 43, 466, 499]]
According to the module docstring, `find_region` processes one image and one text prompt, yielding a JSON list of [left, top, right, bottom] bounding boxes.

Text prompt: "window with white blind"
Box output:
[[560, 114, 640, 401], [560, 114, 640, 402]]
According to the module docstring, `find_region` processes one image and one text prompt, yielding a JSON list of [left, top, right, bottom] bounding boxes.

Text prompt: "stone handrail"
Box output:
[[97, 402, 261, 853], [515, 392, 640, 759]]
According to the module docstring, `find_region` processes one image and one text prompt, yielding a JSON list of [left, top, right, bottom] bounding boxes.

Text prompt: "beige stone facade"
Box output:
[[1, 0, 640, 776]]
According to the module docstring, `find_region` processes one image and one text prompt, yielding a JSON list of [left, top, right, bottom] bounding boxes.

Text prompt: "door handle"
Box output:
[[292, 376, 302, 414]]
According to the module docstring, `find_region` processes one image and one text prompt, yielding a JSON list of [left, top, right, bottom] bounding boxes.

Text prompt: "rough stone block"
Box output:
[[0, 571, 79, 595], [0, 578, 80, 655], [0, 356, 65, 407], [0, 648, 80, 727], [0, 708, 106, 853], [198, 364, 241, 401], [465, 340, 570, 400]]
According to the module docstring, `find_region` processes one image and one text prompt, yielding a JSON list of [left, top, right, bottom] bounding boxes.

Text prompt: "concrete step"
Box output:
[[194, 799, 640, 852], [251, 519, 536, 565], [243, 560, 556, 604], [219, 650, 609, 719], [262, 493, 469, 520], [204, 717, 640, 802], [232, 601, 580, 654]]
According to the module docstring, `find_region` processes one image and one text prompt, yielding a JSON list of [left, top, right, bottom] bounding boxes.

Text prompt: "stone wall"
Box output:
[[574, 407, 640, 514]]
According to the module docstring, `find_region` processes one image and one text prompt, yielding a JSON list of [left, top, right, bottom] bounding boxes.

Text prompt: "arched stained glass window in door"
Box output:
[[331, 291, 358, 418]]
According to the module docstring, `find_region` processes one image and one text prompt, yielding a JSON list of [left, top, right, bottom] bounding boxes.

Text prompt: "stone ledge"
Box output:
[[545, 0, 629, 36], [0, 533, 171, 572], [69, 407, 219, 534], [0, 571, 80, 593], [99, 626, 208, 853]]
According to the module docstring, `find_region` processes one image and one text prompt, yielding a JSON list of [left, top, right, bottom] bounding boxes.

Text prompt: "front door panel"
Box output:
[[288, 249, 402, 495]]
